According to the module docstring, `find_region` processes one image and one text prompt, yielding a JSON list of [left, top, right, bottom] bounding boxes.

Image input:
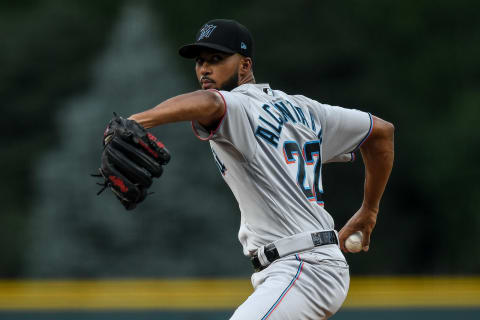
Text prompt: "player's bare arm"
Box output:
[[128, 90, 225, 129], [339, 116, 395, 253]]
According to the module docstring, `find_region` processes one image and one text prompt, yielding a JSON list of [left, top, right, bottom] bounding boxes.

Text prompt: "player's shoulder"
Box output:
[[282, 92, 327, 113], [231, 84, 303, 102], [217, 86, 251, 105], [230, 83, 269, 96], [223, 84, 326, 110], [290, 93, 318, 104], [220, 83, 272, 107]]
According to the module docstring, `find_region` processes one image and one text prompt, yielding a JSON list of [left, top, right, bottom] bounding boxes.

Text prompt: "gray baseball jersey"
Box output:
[[192, 83, 372, 262]]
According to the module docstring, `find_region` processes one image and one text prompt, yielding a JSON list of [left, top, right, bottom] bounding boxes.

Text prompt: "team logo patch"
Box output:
[[241, 42, 247, 50], [198, 24, 217, 41]]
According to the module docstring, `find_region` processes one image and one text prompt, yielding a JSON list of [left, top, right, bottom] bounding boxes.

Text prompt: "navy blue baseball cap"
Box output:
[[179, 19, 254, 60]]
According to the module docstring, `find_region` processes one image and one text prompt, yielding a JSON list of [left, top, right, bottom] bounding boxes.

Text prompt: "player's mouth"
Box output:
[[200, 77, 216, 89]]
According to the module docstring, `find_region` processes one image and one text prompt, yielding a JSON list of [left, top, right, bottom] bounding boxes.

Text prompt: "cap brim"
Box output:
[[178, 42, 236, 58]]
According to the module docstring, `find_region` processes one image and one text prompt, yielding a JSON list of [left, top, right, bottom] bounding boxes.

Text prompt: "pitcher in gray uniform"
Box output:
[[129, 19, 394, 319]]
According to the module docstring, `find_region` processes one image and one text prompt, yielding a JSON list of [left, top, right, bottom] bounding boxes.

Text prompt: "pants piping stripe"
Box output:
[[261, 255, 304, 320]]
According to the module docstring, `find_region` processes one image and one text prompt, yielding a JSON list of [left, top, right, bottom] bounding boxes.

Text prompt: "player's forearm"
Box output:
[[359, 116, 394, 213], [128, 90, 225, 129]]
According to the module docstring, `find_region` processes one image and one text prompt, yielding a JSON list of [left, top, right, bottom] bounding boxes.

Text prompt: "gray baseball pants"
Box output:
[[230, 248, 350, 319]]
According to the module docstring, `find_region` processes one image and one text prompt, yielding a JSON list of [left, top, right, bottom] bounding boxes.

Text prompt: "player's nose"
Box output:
[[198, 62, 212, 75]]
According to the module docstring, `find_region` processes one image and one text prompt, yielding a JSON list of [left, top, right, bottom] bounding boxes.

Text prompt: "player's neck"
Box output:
[[238, 73, 256, 86]]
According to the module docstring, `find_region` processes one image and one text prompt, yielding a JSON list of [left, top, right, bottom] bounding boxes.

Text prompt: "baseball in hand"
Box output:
[[345, 231, 363, 253]]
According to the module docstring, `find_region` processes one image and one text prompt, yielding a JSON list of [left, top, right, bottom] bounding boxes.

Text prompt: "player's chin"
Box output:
[[201, 82, 217, 90]]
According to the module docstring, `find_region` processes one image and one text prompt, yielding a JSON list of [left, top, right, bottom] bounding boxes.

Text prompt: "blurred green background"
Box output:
[[1, 0, 479, 318]]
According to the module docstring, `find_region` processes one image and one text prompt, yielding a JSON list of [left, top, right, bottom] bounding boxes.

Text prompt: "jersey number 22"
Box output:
[[283, 140, 324, 205]]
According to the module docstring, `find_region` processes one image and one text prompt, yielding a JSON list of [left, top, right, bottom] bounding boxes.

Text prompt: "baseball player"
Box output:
[[129, 19, 394, 319]]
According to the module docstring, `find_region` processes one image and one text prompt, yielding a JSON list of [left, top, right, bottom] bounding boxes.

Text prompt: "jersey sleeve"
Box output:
[[191, 89, 257, 159], [314, 101, 373, 162]]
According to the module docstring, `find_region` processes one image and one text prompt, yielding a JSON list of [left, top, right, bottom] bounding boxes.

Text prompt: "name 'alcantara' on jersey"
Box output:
[[254, 99, 317, 147]]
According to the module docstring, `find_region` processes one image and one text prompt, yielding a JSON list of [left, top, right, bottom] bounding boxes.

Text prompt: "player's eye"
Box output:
[[195, 57, 204, 65], [211, 55, 223, 63]]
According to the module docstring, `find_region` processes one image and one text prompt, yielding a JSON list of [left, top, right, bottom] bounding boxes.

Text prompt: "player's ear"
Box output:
[[239, 57, 253, 75]]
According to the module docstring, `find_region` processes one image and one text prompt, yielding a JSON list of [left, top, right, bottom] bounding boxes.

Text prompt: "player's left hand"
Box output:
[[338, 205, 378, 253], [92, 113, 171, 210]]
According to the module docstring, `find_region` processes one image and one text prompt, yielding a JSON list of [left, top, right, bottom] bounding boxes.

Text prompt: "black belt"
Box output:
[[250, 230, 338, 271]]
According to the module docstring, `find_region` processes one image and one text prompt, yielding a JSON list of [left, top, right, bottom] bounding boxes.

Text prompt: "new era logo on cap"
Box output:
[[197, 24, 217, 41]]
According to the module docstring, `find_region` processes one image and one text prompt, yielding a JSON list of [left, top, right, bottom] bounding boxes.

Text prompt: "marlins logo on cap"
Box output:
[[197, 24, 217, 41]]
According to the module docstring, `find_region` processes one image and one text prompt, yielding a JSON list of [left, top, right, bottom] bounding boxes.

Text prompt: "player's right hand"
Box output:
[[338, 205, 378, 253]]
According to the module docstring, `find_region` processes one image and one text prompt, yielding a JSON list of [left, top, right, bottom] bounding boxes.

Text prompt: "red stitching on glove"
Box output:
[[109, 175, 128, 193], [147, 133, 165, 148], [138, 139, 158, 158]]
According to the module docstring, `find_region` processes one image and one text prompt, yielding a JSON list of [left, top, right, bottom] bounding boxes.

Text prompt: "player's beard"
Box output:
[[218, 71, 239, 91]]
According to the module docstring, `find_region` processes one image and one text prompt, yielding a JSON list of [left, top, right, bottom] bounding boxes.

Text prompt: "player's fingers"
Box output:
[[338, 229, 348, 252], [339, 238, 347, 252], [362, 231, 371, 251]]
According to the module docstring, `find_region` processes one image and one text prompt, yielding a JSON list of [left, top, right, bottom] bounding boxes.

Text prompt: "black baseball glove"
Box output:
[[93, 114, 170, 210]]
